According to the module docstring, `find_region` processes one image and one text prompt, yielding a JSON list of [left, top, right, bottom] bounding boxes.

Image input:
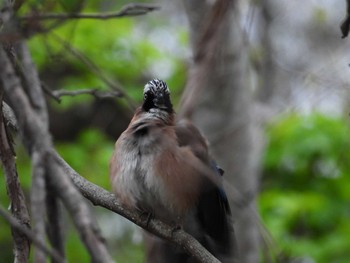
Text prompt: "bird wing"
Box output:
[[175, 119, 234, 258]]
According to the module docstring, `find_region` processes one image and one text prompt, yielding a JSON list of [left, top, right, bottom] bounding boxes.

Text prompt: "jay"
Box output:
[[110, 79, 235, 262]]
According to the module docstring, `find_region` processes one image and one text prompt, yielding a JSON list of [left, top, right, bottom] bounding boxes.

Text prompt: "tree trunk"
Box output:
[[180, 0, 260, 262]]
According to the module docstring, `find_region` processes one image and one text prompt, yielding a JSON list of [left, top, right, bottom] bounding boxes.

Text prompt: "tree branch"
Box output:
[[53, 152, 221, 263], [15, 41, 48, 124], [0, 7, 222, 261], [0, 94, 31, 263], [31, 150, 48, 263], [44, 87, 122, 103], [2, 101, 18, 133], [21, 3, 160, 21], [0, 45, 114, 263], [50, 33, 136, 110]]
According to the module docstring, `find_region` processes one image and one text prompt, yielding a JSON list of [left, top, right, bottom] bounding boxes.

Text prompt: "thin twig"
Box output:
[[0, 205, 66, 263], [21, 3, 160, 21], [47, 88, 122, 103], [42, 84, 122, 102], [50, 33, 136, 110]]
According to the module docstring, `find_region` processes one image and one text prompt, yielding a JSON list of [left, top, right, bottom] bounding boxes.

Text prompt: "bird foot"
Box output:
[[171, 225, 181, 236], [139, 210, 154, 227]]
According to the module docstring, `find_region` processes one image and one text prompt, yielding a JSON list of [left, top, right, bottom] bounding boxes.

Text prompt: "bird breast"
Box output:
[[110, 122, 184, 221]]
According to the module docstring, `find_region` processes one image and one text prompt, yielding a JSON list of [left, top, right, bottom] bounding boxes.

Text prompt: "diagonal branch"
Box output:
[[15, 41, 48, 124], [0, 8, 221, 261], [0, 41, 221, 262], [54, 151, 221, 263], [50, 33, 136, 110], [21, 3, 159, 21]]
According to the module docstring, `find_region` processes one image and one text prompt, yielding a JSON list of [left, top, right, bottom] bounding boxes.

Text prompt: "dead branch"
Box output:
[[21, 3, 160, 21]]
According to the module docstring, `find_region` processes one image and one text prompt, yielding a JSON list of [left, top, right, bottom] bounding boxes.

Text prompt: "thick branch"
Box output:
[[54, 152, 221, 263], [1, 63, 220, 263], [21, 3, 159, 21], [0, 10, 221, 261], [15, 41, 48, 124]]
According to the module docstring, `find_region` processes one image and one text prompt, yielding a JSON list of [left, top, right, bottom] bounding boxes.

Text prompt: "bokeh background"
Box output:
[[0, 0, 349, 262]]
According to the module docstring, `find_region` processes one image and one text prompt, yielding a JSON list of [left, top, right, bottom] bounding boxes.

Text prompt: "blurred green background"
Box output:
[[1, 1, 349, 262]]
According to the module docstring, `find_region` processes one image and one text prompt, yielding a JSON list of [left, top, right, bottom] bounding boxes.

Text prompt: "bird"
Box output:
[[109, 79, 235, 262]]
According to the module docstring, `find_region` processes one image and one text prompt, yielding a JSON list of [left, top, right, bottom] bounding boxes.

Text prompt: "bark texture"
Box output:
[[180, 0, 260, 262]]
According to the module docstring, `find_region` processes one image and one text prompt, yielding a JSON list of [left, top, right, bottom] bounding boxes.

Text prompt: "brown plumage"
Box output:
[[109, 79, 235, 262]]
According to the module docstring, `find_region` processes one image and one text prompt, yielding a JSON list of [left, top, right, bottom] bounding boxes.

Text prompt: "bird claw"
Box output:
[[171, 225, 181, 236], [139, 210, 154, 227]]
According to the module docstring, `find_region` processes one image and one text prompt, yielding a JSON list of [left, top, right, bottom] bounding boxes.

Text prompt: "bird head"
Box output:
[[143, 79, 173, 113]]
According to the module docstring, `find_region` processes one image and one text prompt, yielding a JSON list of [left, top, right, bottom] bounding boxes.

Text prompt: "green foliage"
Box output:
[[65, 229, 90, 262], [26, 1, 187, 107], [260, 113, 350, 263], [56, 129, 113, 189], [0, 129, 143, 261], [1, 1, 189, 260], [56, 129, 145, 261]]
